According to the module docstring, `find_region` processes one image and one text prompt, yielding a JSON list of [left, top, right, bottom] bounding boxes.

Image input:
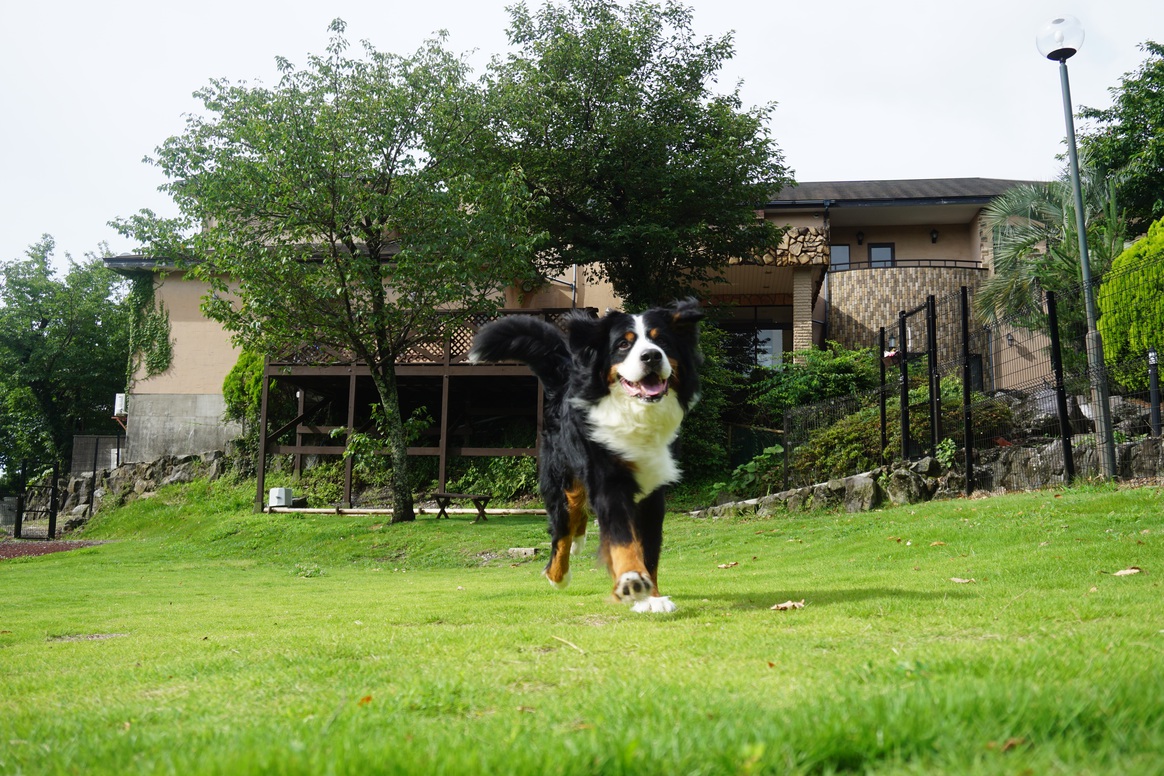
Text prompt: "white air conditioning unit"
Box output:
[[269, 488, 293, 507], [114, 393, 127, 416]]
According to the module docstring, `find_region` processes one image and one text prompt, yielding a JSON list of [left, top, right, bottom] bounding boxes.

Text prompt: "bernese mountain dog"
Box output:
[[469, 299, 703, 613]]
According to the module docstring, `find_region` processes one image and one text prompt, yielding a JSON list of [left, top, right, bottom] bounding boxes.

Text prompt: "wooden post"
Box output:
[[254, 357, 273, 513]]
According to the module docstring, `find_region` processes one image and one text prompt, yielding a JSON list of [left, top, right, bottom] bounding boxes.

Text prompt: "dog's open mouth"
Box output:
[[620, 373, 670, 402]]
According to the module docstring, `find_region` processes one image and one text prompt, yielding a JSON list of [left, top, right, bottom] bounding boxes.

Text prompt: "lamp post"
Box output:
[[1036, 15, 1117, 478]]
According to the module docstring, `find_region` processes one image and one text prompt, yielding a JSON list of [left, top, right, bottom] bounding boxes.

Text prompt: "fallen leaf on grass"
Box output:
[[517, 706, 536, 714], [358, 695, 373, 706], [950, 577, 976, 584], [1104, 567, 1143, 576], [767, 661, 777, 668], [987, 736, 1026, 752], [930, 541, 946, 546], [717, 562, 739, 569], [770, 600, 805, 611]]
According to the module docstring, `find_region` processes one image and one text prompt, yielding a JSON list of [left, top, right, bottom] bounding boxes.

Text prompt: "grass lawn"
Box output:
[[2, 480, 1163, 775]]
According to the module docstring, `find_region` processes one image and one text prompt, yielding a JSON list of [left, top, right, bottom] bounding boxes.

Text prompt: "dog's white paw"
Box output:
[[614, 571, 653, 603], [544, 568, 571, 589], [570, 535, 587, 556], [631, 596, 677, 614]]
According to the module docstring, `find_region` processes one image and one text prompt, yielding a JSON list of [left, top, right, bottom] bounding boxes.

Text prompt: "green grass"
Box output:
[[2, 480, 1163, 774]]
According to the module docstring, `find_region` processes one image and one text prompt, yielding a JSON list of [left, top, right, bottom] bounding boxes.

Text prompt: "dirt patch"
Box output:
[[0, 539, 102, 561]]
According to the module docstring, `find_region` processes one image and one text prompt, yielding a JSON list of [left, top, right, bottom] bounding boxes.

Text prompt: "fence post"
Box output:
[[899, 311, 910, 461], [14, 492, 24, 540], [88, 436, 100, 519], [782, 415, 791, 492], [960, 286, 974, 496], [1149, 348, 1160, 438], [1046, 291, 1076, 485], [48, 462, 59, 540], [879, 327, 888, 466], [926, 295, 941, 456]]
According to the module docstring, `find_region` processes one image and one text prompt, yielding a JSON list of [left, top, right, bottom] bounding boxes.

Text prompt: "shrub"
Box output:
[[1097, 215, 1164, 390]]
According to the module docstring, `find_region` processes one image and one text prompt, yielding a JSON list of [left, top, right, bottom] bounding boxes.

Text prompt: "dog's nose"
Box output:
[[641, 349, 662, 366]]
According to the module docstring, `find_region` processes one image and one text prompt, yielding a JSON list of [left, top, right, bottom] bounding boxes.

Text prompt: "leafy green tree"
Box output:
[[1097, 215, 1164, 389], [1078, 41, 1164, 233], [0, 236, 130, 478], [973, 171, 1127, 373], [484, 0, 790, 310], [115, 21, 538, 521]]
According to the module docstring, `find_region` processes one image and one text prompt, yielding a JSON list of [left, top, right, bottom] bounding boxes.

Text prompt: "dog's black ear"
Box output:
[[670, 298, 704, 329], [565, 309, 605, 362]]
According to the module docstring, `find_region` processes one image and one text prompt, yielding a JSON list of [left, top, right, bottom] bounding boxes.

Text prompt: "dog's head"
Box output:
[[566, 299, 704, 408]]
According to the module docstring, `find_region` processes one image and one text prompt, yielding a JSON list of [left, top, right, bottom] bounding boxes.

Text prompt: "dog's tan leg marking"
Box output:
[[543, 535, 575, 588], [545, 480, 590, 588], [566, 480, 589, 554], [607, 540, 653, 603]]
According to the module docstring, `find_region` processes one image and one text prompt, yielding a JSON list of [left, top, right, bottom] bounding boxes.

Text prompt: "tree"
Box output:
[[0, 236, 130, 479], [1078, 41, 1164, 233], [973, 169, 1127, 370], [484, 0, 790, 310], [115, 21, 538, 522], [1097, 215, 1164, 389]]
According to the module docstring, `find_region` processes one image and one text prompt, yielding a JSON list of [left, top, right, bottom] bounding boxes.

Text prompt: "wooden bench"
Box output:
[[431, 493, 492, 523]]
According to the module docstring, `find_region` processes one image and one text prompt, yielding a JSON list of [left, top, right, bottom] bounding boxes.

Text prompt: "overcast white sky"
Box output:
[[2, 0, 1162, 268]]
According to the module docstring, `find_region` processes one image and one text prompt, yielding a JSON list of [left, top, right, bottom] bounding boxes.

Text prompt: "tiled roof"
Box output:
[[769, 178, 1039, 205]]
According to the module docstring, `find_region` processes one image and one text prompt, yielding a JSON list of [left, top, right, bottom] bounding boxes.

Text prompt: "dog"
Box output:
[[468, 299, 703, 613]]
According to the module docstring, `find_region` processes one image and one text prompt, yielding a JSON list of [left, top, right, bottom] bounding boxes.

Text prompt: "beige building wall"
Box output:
[[126, 274, 242, 462], [134, 275, 240, 395]]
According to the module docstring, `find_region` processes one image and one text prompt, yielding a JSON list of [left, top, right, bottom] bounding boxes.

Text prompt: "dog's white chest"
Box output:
[[584, 391, 684, 499]]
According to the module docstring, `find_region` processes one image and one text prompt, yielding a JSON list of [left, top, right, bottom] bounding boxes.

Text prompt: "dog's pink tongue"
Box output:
[[640, 375, 667, 397]]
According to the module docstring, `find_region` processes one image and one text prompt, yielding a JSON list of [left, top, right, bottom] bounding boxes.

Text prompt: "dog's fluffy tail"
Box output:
[[468, 315, 571, 390]]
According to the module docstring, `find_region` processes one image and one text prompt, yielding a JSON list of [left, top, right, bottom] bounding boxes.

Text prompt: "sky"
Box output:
[[2, 0, 1162, 270]]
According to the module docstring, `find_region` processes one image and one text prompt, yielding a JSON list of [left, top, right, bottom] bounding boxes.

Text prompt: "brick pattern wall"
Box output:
[[828, 267, 986, 361]]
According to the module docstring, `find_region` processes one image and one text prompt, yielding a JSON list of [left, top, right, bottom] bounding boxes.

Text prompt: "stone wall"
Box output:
[[733, 226, 830, 267], [16, 452, 230, 534], [697, 436, 1164, 518]]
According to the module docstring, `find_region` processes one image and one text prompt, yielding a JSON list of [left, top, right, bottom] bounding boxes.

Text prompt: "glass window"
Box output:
[[869, 243, 895, 268], [830, 244, 850, 271], [755, 329, 783, 369]]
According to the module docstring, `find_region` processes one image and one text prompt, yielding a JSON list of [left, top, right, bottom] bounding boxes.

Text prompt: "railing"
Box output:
[[269, 308, 586, 368], [831, 258, 984, 273]]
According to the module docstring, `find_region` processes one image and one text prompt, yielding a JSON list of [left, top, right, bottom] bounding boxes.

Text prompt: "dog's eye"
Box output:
[[616, 339, 633, 351]]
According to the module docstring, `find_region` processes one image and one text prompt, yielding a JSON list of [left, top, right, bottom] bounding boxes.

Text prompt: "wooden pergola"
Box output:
[[253, 309, 589, 511]]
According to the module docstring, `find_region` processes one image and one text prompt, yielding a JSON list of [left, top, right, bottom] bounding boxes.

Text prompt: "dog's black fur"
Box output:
[[469, 300, 703, 612]]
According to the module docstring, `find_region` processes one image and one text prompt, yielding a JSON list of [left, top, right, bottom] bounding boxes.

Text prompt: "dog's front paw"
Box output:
[[570, 535, 587, 556], [543, 567, 571, 589], [614, 571, 653, 603], [632, 596, 677, 614]]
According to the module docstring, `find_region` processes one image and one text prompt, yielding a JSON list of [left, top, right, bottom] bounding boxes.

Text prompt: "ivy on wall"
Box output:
[[126, 272, 173, 386]]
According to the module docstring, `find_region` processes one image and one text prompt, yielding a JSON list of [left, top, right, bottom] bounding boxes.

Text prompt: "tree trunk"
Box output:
[[368, 362, 416, 523]]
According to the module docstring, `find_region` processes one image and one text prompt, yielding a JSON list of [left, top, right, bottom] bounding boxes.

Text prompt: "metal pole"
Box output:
[[879, 327, 888, 465], [899, 311, 910, 461], [1059, 58, 1117, 478], [960, 287, 974, 495], [926, 295, 941, 456]]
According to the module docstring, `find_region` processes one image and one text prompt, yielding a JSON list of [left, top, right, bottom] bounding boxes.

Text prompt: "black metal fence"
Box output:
[[782, 256, 1163, 492]]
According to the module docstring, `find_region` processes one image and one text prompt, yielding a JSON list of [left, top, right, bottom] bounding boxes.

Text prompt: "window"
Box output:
[[830, 244, 850, 271], [869, 243, 895, 268], [754, 328, 783, 369]]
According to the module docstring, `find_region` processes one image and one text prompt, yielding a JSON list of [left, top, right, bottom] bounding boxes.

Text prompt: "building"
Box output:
[[107, 177, 1031, 473]]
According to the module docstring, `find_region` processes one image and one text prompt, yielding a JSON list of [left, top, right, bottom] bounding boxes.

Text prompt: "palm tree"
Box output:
[[973, 162, 1127, 379], [974, 165, 1126, 329]]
